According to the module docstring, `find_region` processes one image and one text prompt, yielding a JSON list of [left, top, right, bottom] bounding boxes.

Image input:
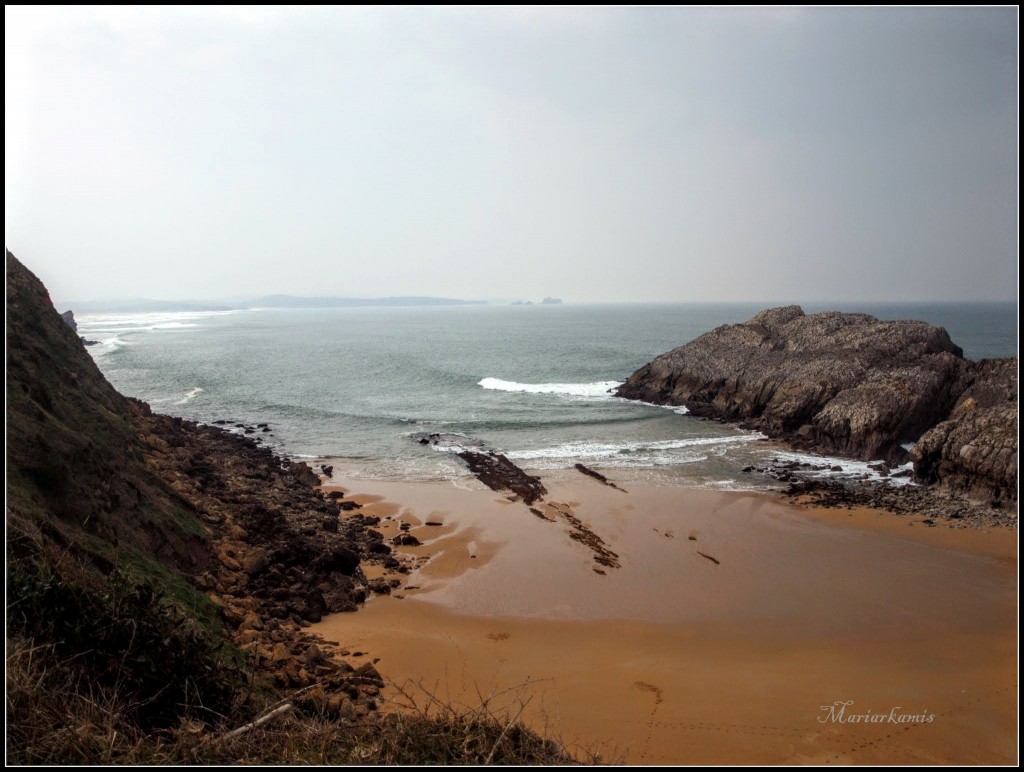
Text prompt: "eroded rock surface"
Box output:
[[617, 306, 1016, 504]]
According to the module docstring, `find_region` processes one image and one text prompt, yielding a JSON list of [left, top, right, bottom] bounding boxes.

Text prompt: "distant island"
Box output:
[[511, 297, 563, 306]]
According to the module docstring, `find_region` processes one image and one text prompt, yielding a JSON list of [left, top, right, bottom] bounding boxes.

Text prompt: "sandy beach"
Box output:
[[312, 471, 1017, 765]]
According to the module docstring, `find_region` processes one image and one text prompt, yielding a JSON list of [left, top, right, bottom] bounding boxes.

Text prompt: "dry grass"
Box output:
[[6, 637, 605, 765]]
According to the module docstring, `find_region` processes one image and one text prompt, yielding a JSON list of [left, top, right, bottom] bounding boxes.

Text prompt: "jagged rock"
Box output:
[[617, 305, 1016, 502], [573, 463, 626, 491], [456, 450, 548, 505], [314, 545, 360, 575], [288, 461, 321, 487], [912, 358, 1018, 505]]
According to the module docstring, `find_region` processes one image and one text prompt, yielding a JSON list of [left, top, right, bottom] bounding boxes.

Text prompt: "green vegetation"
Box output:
[[7, 559, 241, 729], [7, 631, 590, 765]]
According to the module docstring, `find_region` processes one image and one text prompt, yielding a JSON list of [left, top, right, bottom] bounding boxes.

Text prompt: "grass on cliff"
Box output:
[[6, 638, 595, 765]]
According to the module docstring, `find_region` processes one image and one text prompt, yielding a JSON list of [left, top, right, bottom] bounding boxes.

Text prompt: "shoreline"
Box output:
[[310, 471, 1017, 764]]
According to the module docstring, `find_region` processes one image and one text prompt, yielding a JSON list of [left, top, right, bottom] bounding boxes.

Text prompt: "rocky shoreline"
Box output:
[[745, 457, 1016, 528], [617, 305, 1017, 509], [7, 250, 394, 721]]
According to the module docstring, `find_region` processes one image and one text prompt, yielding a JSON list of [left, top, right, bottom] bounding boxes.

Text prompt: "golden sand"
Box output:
[[313, 474, 1017, 764]]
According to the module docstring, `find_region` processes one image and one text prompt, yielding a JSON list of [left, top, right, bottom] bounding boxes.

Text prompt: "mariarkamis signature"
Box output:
[[818, 700, 936, 724]]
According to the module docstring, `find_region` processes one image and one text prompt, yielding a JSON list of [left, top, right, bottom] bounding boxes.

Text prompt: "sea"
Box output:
[[77, 302, 1018, 492]]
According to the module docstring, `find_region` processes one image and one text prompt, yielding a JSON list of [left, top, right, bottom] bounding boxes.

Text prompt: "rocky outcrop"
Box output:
[[456, 450, 548, 505], [617, 306, 1017, 504], [911, 358, 1017, 506]]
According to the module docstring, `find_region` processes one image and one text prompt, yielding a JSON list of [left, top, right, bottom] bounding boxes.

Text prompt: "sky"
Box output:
[[4, 6, 1018, 304]]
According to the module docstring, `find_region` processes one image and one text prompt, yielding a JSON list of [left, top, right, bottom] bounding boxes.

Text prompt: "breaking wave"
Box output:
[[479, 377, 622, 398]]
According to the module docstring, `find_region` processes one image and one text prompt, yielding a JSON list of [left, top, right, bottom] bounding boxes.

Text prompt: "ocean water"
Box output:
[[77, 302, 1017, 490]]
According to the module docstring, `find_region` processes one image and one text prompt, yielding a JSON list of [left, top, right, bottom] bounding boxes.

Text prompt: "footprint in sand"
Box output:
[[634, 681, 664, 703], [633, 681, 664, 763], [487, 632, 510, 642]]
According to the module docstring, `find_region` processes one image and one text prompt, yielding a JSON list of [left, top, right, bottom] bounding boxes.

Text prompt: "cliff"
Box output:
[[5, 250, 383, 727], [616, 306, 1017, 505]]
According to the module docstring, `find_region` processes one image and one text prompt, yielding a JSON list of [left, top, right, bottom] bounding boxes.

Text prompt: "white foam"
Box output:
[[86, 334, 133, 356], [507, 433, 765, 462], [176, 387, 204, 404], [430, 441, 473, 453], [768, 451, 918, 487], [422, 434, 488, 453], [477, 377, 693, 416], [479, 377, 622, 398], [78, 310, 238, 326], [636, 399, 690, 415], [150, 322, 199, 330], [76, 310, 236, 338]]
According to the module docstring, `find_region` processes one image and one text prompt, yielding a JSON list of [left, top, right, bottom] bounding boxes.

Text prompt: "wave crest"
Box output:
[[506, 433, 765, 462], [478, 377, 622, 398]]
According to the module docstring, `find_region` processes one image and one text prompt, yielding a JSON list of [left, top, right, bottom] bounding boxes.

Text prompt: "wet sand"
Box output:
[[312, 473, 1017, 764]]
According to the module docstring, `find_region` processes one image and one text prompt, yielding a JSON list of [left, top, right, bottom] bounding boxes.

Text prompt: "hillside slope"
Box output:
[[6, 250, 379, 728]]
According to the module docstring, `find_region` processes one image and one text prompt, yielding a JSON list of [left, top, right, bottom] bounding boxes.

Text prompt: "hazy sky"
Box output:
[[5, 7, 1018, 303]]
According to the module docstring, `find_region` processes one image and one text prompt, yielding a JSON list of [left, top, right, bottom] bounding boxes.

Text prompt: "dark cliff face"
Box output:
[[911, 358, 1018, 505], [6, 250, 382, 622], [616, 305, 1017, 504], [6, 249, 208, 573], [7, 250, 399, 724]]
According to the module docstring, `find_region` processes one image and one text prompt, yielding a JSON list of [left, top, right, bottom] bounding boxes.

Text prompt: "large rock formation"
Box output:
[[616, 306, 1016, 504]]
